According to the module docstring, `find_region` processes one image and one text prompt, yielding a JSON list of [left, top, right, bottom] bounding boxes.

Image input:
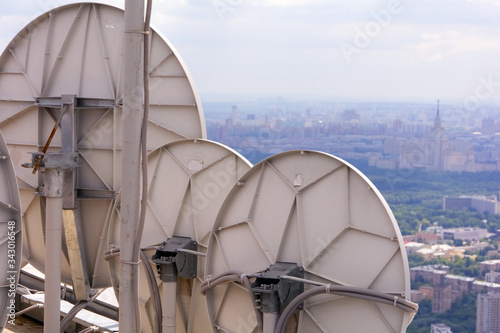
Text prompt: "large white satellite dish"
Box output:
[[107, 139, 252, 332], [0, 2, 206, 290], [205, 150, 416, 332], [0, 131, 22, 330]]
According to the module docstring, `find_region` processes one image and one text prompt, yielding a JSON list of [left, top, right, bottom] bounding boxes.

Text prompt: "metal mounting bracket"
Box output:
[[152, 236, 198, 281], [251, 262, 304, 313]]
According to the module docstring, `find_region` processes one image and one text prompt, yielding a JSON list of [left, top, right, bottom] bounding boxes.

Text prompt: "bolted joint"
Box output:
[[44, 152, 80, 169], [36, 168, 65, 198], [31, 152, 78, 207]]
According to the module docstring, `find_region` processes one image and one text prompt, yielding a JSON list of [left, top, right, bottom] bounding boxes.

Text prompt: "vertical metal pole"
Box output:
[[44, 196, 63, 333], [39, 97, 78, 331], [120, 0, 145, 332], [162, 280, 177, 333], [263, 312, 279, 333]]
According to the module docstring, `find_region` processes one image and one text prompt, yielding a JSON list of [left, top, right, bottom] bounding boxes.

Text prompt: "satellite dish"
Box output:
[[107, 139, 252, 332], [0, 3, 205, 289], [205, 150, 415, 332], [0, 131, 22, 330]]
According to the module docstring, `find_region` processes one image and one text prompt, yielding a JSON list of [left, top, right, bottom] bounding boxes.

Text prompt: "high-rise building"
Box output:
[[477, 292, 500, 333], [400, 100, 450, 170], [480, 260, 500, 276], [486, 272, 500, 284], [433, 283, 452, 313], [431, 100, 447, 171], [482, 118, 495, 136], [444, 196, 498, 215], [231, 104, 238, 124]]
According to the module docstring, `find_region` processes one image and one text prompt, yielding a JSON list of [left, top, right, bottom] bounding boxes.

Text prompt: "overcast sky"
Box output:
[[0, 0, 499, 103]]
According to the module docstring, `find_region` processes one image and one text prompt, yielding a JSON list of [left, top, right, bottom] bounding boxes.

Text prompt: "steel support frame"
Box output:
[[37, 94, 91, 332]]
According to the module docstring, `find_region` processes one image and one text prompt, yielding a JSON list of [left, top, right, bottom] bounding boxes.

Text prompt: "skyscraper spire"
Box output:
[[434, 99, 442, 129]]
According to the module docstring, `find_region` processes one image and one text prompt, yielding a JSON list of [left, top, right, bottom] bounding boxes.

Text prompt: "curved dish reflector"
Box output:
[[0, 131, 22, 330], [107, 139, 252, 332], [205, 150, 413, 332], [0, 2, 206, 288]]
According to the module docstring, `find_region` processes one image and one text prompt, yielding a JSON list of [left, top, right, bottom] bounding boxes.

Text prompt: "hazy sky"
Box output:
[[0, 0, 499, 102]]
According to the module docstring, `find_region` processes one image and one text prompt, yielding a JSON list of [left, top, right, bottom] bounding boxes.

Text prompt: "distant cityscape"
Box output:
[[203, 97, 500, 170]]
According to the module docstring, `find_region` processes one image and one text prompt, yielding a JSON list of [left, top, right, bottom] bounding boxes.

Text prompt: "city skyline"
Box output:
[[0, 0, 499, 103], [202, 98, 500, 174]]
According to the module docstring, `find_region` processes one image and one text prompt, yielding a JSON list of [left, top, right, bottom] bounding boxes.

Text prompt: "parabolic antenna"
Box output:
[[0, 2, 206, 289], [107, 139, 252, 332], [0, 131, 22, 330], [205, 150, 415, 332]]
